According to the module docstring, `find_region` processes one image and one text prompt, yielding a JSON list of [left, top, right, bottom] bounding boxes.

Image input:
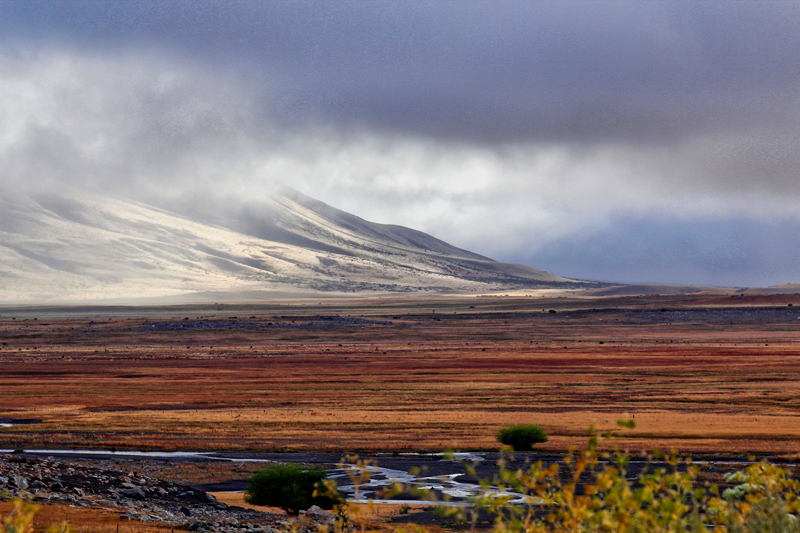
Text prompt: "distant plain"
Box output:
[[2, 293, 800, 455]]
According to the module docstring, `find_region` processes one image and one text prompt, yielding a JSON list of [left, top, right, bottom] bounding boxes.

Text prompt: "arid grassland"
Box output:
[[2, 293, 800, 454]]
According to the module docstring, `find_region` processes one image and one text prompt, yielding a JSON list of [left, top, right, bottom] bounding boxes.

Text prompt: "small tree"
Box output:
[[244, 463, 342, 515], [497, 424, 548, 451]]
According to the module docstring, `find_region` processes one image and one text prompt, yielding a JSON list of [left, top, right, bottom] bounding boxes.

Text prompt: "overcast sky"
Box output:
[[2, 1, 800, 286]]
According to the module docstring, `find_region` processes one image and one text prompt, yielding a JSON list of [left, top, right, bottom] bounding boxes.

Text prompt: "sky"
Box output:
[[1, 1, 800, 287]]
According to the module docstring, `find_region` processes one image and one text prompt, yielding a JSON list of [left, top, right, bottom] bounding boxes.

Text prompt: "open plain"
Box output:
[[3, 292, 800, 456]]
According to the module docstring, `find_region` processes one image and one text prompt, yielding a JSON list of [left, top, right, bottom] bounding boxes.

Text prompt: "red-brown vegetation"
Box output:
[[2, 293, 800, 454]]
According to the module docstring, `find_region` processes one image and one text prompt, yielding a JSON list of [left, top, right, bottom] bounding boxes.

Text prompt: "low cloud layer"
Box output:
[[2, 2, 800, 287]]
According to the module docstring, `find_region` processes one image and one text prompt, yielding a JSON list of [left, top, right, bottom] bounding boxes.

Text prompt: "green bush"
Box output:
[[496, 424, 548, 451], [244, 463, 343, 515]]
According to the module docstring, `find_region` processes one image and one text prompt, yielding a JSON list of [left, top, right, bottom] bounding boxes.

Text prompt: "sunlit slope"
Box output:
[[225, 188, 570, 284], [0, 189, 581, 302]]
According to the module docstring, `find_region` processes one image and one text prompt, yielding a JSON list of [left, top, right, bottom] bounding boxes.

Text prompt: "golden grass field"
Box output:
[[3, 293, 800, 455]]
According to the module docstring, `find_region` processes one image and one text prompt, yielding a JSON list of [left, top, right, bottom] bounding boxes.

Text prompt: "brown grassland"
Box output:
[[0, 500, 175, 533], [2, 293, 800, 455]]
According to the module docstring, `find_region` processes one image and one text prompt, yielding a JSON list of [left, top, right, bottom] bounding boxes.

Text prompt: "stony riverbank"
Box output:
[[0, 454, 335, 532]]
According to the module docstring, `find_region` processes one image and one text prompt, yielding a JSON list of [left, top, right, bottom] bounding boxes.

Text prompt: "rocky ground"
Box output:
[[0, 454, 336, 532], [122, 316, 397, 333]]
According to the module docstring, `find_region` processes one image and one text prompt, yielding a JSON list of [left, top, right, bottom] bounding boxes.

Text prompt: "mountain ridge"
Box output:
[[0, 187, 592, 303]]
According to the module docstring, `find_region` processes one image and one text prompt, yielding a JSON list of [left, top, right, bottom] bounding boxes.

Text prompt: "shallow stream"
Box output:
[[0, 448, 758, 505]]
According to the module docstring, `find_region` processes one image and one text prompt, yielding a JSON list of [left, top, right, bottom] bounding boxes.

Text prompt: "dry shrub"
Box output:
[[381, 422, 800, 533], [0, 498, 70, 533]]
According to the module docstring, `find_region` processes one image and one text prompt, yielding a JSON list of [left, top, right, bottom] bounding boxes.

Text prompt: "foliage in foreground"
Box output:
[[6, 424, 800, 533], [381, 421, 800, 533], [0, 497, 70, 533], [244, 462, 343, 516], [0, 498, 37, 533], [497, 424, 548, 451]]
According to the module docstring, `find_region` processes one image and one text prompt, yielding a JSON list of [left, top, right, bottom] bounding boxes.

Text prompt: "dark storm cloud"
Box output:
[[4, 1, 800, 144], [2, 1, 800, 287]]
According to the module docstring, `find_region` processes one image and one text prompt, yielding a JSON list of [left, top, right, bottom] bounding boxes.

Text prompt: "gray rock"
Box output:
[[0, 454, 286, 531], [305, 505, 336, 524], [122, 487, 146, 500]]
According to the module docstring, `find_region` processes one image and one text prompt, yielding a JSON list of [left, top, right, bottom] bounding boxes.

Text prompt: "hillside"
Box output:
[[0, 187, 589, 302]]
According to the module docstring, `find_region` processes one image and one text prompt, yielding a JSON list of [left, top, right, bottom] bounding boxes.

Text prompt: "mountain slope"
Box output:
[[0, 188, 587, 302]]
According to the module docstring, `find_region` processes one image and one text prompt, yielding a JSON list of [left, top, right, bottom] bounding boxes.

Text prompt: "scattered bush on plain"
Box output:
[[497, 424, 548, 451], [244, 463, 343, 516]]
